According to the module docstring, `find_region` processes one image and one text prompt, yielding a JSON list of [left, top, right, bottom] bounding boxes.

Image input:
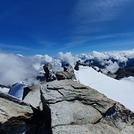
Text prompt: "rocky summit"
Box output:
[[0, 80, 134, 134]]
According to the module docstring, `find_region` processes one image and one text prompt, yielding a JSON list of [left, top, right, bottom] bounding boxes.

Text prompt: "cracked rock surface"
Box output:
[[0, 91, 33, 133], [24, 80, 134, 134]]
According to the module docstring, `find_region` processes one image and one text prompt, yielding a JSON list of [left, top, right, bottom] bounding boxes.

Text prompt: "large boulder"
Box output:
[[0, 88, 52, 134], [0, 91, 33, 133], [55, 71, 74, 80], [24, 80, 134, 134]]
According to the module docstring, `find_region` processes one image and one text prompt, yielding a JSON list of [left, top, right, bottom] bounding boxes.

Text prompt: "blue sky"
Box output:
[[0, 0, 134, 56]]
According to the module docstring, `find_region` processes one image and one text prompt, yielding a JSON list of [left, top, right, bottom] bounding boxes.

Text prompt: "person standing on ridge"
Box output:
[[43, 63, 56, 82], [74, 60, 81, 71]]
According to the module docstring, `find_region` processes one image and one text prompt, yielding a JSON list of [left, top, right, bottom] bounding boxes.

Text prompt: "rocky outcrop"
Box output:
[[0, 91, 33, 133], [115, 67, 134, 79], [0, 80, 134, 133], [0, 89, 52, 134], [24, 80, 134, 134], [55, 71, 75, 80]]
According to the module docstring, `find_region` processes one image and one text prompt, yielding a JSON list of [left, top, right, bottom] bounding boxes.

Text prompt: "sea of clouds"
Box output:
[[0, 50, 134, 86]]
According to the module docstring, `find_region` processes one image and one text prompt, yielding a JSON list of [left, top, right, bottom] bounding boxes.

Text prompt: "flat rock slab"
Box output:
[[0, 91, 33, 132], [23, 80, 134, 134]]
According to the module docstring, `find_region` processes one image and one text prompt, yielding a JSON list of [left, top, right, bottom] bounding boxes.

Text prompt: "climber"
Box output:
[[55, 62, 76, 80], [64, 63, 75, 79], [74, 60, 81, 71], [93, 103, 118, 124], [43, 63, 56, 82], [103, 103, 117, 118], [63, 63, 73, 72]]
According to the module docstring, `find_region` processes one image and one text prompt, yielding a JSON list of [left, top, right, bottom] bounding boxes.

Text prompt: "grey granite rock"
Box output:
[[0, 91, 33, 133], [24, 80, 134, 134], [1, 79, 134, 134]]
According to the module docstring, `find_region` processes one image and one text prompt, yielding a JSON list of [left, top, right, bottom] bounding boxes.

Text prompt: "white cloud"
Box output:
[[60, 32, 134, 53], [0, 43, 31, 51], [57, 52, 77, 66], [78, 49, 134, 76], [0, 53, 38, 85], [0, 50, 134, 86], [92, 51, 109, 60], [73, 0, 131, 23], [71, 0, 133, 36], [102, 61, 119, 74]]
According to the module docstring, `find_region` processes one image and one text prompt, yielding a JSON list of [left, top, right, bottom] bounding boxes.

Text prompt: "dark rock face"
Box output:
[[26, 104, 52, 134], [115, 67, 134, 79]]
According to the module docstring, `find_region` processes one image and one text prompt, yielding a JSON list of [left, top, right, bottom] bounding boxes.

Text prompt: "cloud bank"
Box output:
[[0, 50, 134, 86], [0, 53, 38, 85]]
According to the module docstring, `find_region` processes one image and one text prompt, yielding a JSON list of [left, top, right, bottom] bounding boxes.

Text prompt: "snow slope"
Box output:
[[0, 87, 9, 94], [75, 66, 134, 112]]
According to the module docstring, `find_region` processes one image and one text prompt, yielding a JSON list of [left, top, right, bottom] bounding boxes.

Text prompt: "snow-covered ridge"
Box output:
[[77, 50, 134, 77], [75, 66, 134, 112]]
